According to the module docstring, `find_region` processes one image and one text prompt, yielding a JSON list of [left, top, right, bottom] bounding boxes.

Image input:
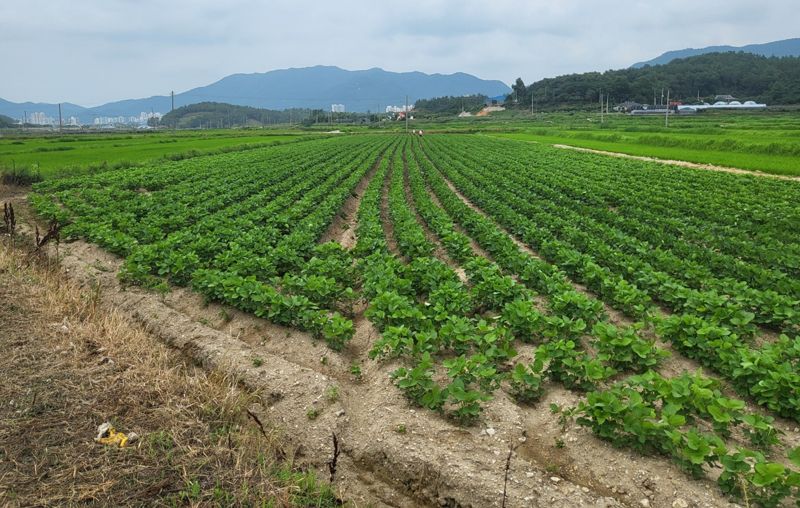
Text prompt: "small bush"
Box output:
[[1, 165, 42, 185]]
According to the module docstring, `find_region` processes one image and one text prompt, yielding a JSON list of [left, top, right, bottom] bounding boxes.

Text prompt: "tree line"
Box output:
[[505, 52, 800, 108], [160, 102, 379, 128], [413, 95, 488, 115]]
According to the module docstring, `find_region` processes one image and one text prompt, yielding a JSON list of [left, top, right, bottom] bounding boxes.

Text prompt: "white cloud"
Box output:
[[0, 0, 796, 105]]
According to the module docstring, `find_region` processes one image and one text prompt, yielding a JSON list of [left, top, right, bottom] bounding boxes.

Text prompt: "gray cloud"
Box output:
[[0, 0, 796, 105]]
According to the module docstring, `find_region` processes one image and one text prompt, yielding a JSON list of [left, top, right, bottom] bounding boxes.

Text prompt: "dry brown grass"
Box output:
[[0, 239, 341, 507]]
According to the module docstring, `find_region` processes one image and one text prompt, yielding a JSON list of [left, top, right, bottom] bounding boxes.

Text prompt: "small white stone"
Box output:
[[640, 500, 650, 508], [550, 476, 561, 483], [672, 499, 689, 508], [526, 472, 535, 478], [486, 427, 496, 436]]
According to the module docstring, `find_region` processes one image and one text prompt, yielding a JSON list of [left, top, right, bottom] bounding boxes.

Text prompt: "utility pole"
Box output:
[[405, 95, 409, 133], [58, 103, 63, 132], [600, 92, 604, 123], [531, 91, 534, 115], [23, 111, 27, 132], [606, 94, 610, 117], [665, 89, 670, 127]]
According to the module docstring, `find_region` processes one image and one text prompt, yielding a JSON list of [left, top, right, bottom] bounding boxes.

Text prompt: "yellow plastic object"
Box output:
[[95, 423, 129, 448]]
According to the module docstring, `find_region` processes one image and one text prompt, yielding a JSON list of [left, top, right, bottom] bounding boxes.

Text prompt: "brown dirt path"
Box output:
[[320, 150, 387, 249], [553, 143, 800, 182], [379, 153, 402, 258]]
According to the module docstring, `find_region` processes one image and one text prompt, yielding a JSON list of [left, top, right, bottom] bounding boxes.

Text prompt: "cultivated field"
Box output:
[[0, 129, 307, 179], [429, 111, 800, 176], [5, 129, 800, 506]]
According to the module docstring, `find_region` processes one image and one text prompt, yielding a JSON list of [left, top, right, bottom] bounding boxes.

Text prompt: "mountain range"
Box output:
[[632, 38, 800, 68], [0, 66, 510, 123]]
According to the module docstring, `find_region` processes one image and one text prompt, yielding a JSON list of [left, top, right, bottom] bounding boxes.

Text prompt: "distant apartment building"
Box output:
[[28, 112, 54, 125], [331, 104, 345, 113]]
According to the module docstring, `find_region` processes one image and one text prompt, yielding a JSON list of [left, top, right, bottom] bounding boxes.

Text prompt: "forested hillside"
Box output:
[[0, 114, 16, 128], [413, 95, 487, 115], [507, 52, 800, 108]]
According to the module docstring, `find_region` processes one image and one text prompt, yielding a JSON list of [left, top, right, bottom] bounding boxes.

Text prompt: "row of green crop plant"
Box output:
[[424, 138, 756, 336], [486, 145, 800, 295], [468, 136, 800, 300], [414, 139, 653, 321], [137, 142, 364, 278], [420, 136, 800, 423], [376, 140, 678, 416], [32, 136, 394, 350], [369, 144, 509, 422], [361, 143, 602, 421], [31, 138, 356, 251], [183, 138, 392, 350], [472, 138, 800, 297], [437, 137, 800, 333], [497, 136, 800, 277], [411, 136, 800, 508], [190, 138, 391, 349], [575, 371, 800, 508]]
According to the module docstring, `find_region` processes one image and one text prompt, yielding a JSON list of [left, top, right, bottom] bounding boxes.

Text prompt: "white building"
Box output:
[[331, 104, 345, 113], [28, 112, 54, 125], [678, 100, 767, 113]]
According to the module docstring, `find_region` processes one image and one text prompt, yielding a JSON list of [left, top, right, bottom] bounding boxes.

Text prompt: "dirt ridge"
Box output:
[[320, 149, 387, 248], [553, 143, 800, 181]]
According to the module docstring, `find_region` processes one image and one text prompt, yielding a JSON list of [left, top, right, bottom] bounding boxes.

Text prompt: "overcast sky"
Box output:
[[1, 0, 796, 106]]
